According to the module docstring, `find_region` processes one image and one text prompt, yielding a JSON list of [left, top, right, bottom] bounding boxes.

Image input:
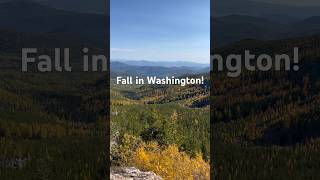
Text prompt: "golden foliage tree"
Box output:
[[132, 142, 210, 180]]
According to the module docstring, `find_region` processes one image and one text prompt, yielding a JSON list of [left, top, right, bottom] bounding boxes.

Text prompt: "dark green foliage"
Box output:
[[111, 82, 210, 162], [212, 35, 320, 179], [0, 70, 107, 179]]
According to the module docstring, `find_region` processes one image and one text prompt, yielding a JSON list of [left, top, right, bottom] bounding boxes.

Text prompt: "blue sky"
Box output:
[[111, 0, 210, 63]]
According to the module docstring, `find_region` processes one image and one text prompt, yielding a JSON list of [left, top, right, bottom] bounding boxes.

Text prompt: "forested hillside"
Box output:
[[0, 69, 108, 179], [110, 74, 210, 179], [212, 35, 320, 179], [0, 2, 108, 177]]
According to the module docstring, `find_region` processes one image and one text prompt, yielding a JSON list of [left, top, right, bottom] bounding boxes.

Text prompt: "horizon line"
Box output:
[[110, 59, 210, 64]]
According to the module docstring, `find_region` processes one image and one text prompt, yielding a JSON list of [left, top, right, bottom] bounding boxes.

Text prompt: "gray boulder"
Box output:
[[110, 167, 162, 180]]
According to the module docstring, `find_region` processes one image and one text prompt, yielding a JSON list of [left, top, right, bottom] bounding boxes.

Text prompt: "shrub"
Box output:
[[132, 142, 210, 180], [110, 134, 143, 166]]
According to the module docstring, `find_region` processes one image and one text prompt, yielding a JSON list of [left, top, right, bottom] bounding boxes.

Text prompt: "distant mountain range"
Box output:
[[213, 0, 320, 18], [112, 60, 209, 69], [2, 1, 320, 48], [111, 61, 209, 78], [0, 0, 105, 14], [0, 0, 106, 43], [213, 14, 320, 46], [4, 0, 320, 17]]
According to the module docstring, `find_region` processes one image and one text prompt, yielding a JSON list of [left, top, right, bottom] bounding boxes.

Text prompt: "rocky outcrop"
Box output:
[[0, 158, 29, 168], [110, 167, 162, 180]]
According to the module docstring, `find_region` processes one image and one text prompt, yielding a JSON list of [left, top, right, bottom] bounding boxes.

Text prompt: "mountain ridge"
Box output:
[[213, 14, 320, 46], [111, 61, 209, 78], [213, 0, 320, 18], [111, 60, 209, 68], [0, 0, 106, 42]]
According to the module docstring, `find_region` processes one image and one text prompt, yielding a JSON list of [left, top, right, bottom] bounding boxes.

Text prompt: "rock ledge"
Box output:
[[111, 167, 162, 180]]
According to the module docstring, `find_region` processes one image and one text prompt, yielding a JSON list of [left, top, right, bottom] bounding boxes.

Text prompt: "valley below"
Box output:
[[110, 71, 210, 179]]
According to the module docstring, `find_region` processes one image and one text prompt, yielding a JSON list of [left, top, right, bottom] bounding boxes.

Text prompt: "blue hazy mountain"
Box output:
[[111, 61, 209, 78], [112, 60, 209, 69]]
